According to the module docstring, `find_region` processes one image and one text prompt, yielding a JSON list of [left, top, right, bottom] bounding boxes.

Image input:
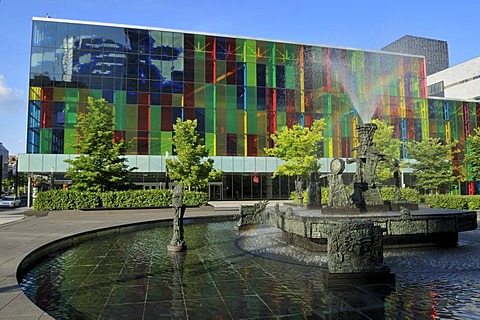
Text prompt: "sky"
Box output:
[[1, 0, 480, 156]]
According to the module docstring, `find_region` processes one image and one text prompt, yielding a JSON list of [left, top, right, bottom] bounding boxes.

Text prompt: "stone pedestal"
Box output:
[[324, 220, 395, 285]]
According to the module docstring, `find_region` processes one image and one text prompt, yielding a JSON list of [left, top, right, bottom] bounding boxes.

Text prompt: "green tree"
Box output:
[[166, 118, 222, 191], [407, 137, 459, 194], [64, 97, 135, 192], [371, 118, 403, 182], [466, 127, 480, 180], [264, 119, 326, 191]]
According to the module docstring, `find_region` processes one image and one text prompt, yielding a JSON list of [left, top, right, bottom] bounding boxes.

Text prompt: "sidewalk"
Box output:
[[0, 203, 247, 319]]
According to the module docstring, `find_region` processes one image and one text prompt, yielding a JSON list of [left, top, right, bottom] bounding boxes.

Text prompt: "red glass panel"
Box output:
[[138, 105, 149, 131], [226, 61, 237, 85], [114, 130, 126, 143], [286, 89, 295, 113], [41, 87, 54, 101], [138, 92, 150, 105], [184, 107, 195, 120], [161, 106, 173, 131], [205, 36, 215, 59], [227, 133, 237, 156], [40, 101, 53, 128], [161, 94, 172, 106], [184, 82, 195, 107], [137, 131, 149, 155], [205, 59, 215, 84], [226, 38, 236, 61], [247, 134, 258, 156], [267, 111, 276, 135]]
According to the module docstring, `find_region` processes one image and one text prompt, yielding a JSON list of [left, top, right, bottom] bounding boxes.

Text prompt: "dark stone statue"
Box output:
[[236, 200, 269, 229], [167, 183, 186, 252]]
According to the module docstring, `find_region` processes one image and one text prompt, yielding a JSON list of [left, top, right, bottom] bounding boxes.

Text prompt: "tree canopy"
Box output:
[[406, 137, 459, 194], [264, 119, 326, 180], [371, 118, 403, 182], [466, 127, 480, 181], [64, 97, 135, 192], [166, 118, 222, 191]]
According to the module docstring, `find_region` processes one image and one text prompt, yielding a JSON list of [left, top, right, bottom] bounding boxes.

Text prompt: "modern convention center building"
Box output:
[[18, 17, 480, 199]]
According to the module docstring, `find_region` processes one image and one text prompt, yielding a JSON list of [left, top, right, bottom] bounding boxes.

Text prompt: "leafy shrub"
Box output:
[[290, 188, 329, 205], [33, 189, 208, 210], [424, 194, 468, 209], [400, 187, 421, 203]]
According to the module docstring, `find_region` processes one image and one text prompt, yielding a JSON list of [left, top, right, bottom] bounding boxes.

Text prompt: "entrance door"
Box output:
[[208, 182, 223, 200]]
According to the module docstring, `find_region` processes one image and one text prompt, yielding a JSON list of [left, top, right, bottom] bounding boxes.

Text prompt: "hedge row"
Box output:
[[291, 186, 420, 205], [424, 194, 480, 210], [33, 189, 209, 211]]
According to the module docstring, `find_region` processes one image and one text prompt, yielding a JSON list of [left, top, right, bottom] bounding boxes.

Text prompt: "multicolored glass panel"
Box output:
[[27, 19, 479, 176]]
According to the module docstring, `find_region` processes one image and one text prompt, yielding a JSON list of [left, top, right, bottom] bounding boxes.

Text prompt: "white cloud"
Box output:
[[0, 75, 26, 113]]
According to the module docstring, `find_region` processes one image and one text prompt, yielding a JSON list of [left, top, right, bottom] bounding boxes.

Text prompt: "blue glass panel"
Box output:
[[195, 108, 206, 132]]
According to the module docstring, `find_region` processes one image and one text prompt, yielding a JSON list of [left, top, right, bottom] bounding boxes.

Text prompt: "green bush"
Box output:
[[33, 189, 208, 210], [33, 189, 100, 210], [424, 194, 480, 210], [290, 188, 329, 205], [400, 187, 421, 203]]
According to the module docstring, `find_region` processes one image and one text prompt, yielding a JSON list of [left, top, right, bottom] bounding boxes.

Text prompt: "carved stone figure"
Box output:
[[167, 183, 186, 252], [326, 220, 390, 274], [236, 200, 269, 229], [295, 178, 303, 207], [348, 123, 385, 207]]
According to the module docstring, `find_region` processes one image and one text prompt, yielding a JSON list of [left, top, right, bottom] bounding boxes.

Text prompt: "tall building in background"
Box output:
[[427, 56, 480, 100], [382, 35, 449, 76], [20, 18, 480, 197]]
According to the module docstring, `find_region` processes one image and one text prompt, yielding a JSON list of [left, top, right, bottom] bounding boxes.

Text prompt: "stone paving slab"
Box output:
[[0, 205, 236, 319]]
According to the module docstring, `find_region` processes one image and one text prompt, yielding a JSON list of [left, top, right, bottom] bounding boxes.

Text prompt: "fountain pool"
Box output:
[[19, 218, 480, 319]]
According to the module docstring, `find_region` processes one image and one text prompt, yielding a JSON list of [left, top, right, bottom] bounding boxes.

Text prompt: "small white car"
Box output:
[[0, 196, 21, 208]]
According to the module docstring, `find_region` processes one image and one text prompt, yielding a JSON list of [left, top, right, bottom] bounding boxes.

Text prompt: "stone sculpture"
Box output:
[[167, 183, 186, 252], [236, 200, 269, 229]]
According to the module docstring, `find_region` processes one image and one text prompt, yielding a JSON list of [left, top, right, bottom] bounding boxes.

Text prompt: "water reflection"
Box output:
[[19, 221, 480, 319]]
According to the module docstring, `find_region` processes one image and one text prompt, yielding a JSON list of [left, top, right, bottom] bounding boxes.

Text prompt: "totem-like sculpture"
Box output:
[[348, 123, 385, 209], [167, 183, 186, 252]]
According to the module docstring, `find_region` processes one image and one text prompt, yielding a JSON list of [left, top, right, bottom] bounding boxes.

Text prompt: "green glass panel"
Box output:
[[216, 85, 226, 109], [236, 110, 245, 134], [53, 88, 65, 102], [216, 109, 226, 133], [63, 128, 76, 154], [226, 105, 237, 133], [195, 84, 205, 108], [216, 60, 226, 84], [246, 86, 257, 110], [257, 111, 266, 134], [245, 39, 256, 63], [114, 91, 126, 105], [205, 84, 215, 109], [126, 130, 137, 153], [226, 85, 237, 108], [246, 62, 257, 87], [205, 132, 215, 156], [172, 93, 182, 107], [65, 88, 79, 102], [205, 107, 215, 133], [236, 39, 246, 62], [285, 60, 295, 89], [194, 34, 205, 59], [194, 58, 205, 83], [114, 104, 127, 130], [150, 105, 161, 131], [65, 102, 78, 129], [257, 134, 266, 156], [40, 128, 52, 153], [247, 112, 257, 134], [285, 43, 295, 61], [126, 104, 138, 131], [150, 131, 161, 155], [160, 131, 172, 154], [216, 132, 226, 156], [89, 89, 102, 99], [277, 112, 286, 129]]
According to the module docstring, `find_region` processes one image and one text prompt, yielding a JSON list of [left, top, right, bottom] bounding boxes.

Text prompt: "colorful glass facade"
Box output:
[[28, 18, 430, 158]]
